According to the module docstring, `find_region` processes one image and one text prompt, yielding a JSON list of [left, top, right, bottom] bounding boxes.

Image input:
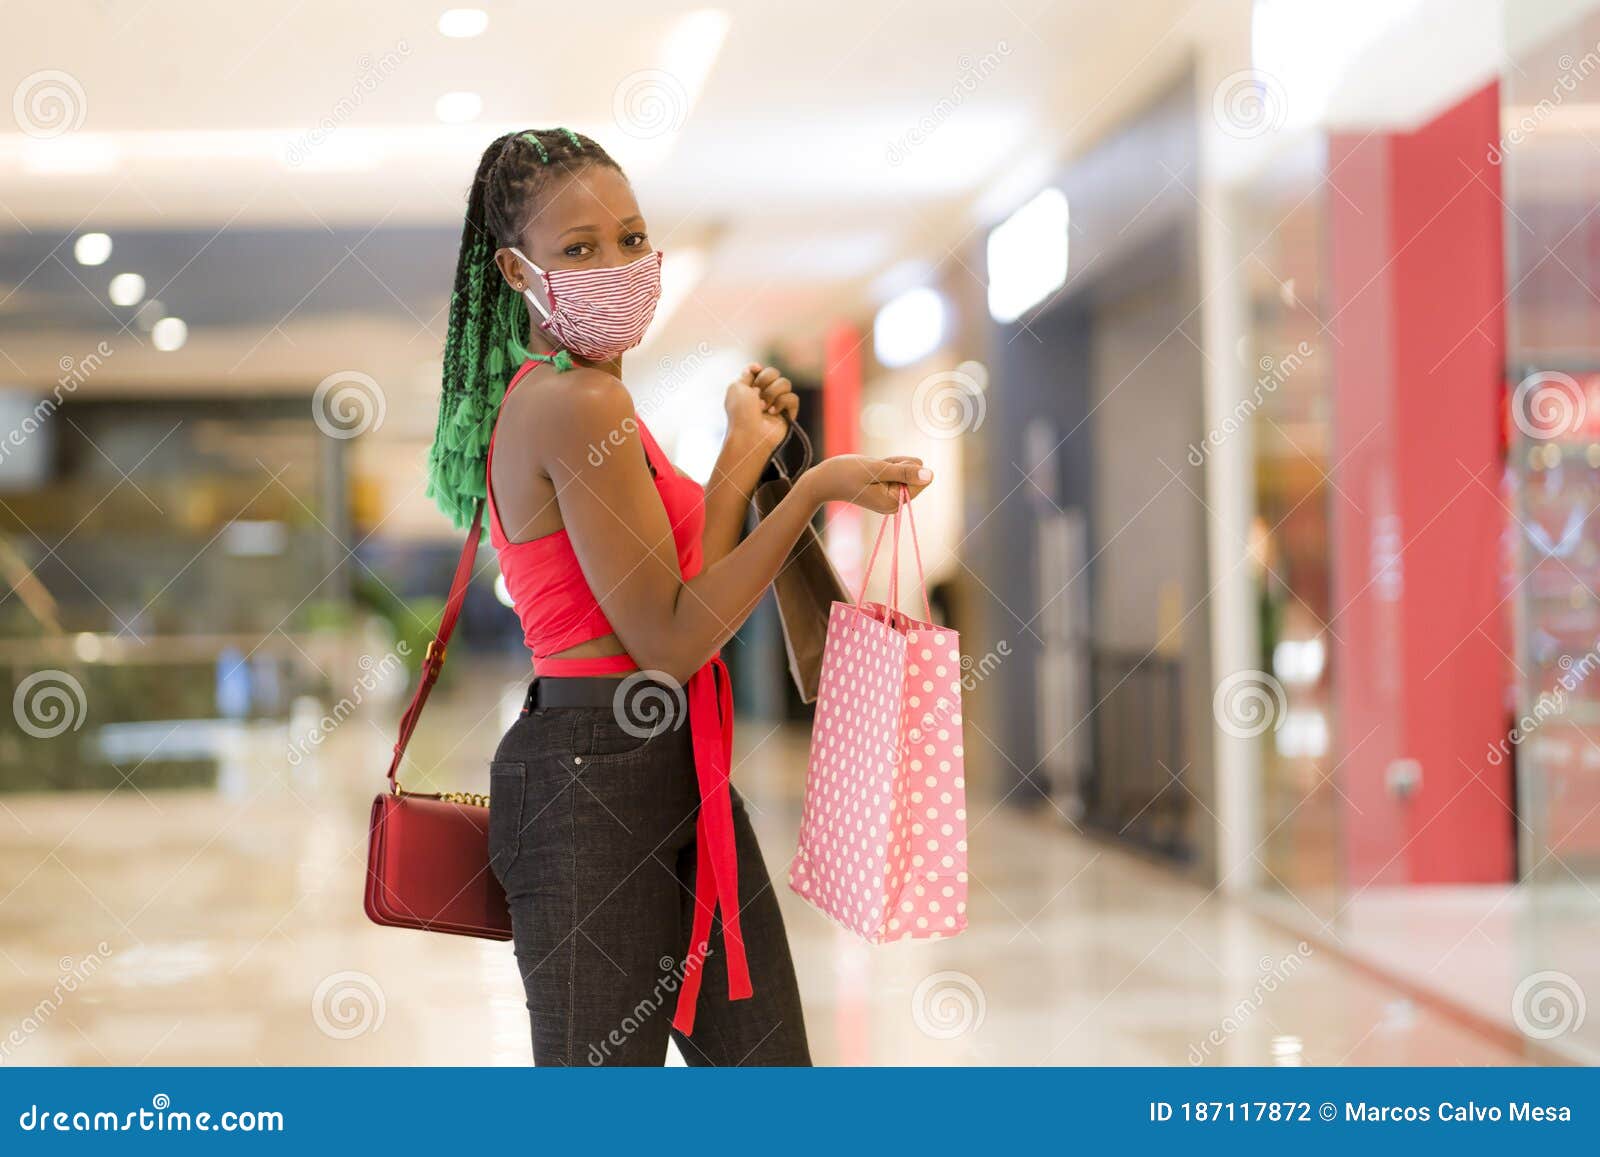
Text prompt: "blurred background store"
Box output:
[[1, 0, 1597, 1065]]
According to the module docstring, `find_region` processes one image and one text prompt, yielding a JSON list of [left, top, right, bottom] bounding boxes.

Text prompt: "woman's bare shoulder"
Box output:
[[499, 364, 638, 466]]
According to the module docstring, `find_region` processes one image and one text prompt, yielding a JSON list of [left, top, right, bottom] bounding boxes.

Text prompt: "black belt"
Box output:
[[523, 675, 676, 710]]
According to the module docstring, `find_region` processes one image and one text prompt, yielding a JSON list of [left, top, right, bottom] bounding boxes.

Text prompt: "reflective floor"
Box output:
[[0, 668, 1535, 1066]]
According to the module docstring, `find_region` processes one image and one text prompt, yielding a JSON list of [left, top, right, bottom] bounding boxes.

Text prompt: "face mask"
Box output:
[[509, 247, 663, 361]]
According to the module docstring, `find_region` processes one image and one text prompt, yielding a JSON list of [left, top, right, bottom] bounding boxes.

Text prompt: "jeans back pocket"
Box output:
[[487, 761, 527, 882]]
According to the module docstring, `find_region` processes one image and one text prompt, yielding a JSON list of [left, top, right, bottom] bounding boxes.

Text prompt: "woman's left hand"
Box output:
[[725, 363, 798, 454]]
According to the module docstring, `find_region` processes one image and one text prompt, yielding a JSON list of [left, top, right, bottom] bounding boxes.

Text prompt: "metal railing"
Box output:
[[1086, 647, 1190, 861]]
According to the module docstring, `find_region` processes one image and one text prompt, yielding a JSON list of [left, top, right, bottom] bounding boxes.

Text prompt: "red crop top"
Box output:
[[486, 357, 706, 673]]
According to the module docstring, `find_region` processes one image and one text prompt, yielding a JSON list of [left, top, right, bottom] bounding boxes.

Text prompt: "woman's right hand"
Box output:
[[804, 455, 932, 513]]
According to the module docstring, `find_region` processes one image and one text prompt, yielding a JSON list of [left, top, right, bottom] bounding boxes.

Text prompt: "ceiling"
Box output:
[[0, 0, 1210, 420]]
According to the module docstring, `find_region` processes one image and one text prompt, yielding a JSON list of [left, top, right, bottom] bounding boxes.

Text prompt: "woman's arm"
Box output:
[[528, 368, 928, 684], [700, 364, 796, 566], [699, 431, 770, 567]]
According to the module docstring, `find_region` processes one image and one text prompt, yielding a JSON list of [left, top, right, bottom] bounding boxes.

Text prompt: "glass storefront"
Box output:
[[1241, 137, 1339, 915], [1502, 0, 1600, 1061]]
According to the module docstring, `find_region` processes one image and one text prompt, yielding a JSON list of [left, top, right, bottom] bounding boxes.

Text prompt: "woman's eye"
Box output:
[[563, 244, 591, 258], [623, 233, 647, 248]]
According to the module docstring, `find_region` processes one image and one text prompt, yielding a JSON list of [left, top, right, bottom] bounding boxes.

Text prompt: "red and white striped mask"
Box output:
[[510, 248, 663, 361]]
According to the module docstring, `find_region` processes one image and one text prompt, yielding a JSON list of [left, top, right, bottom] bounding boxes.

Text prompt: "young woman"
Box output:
[[425, 127, 932, 1066]]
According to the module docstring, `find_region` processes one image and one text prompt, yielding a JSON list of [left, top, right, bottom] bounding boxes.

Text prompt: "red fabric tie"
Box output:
[[672, 655, 752, 1035]]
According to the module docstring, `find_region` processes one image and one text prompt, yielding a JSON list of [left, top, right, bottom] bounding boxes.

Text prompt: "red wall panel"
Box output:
[[1329, 81, 1514, 885]]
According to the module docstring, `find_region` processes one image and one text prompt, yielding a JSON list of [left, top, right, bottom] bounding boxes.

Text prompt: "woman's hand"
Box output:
[[724, 363, 798, 456], [803, 454, 932, 513]]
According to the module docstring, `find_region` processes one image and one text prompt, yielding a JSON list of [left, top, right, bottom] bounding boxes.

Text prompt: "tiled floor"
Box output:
[[0, 670, 1538, 1066], [1255, 880, 1600, 1066]]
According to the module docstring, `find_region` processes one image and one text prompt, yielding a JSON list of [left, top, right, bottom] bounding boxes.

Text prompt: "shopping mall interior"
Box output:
[[2, 0, 1598, 1065]]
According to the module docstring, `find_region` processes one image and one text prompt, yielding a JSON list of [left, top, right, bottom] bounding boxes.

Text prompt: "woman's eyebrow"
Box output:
[[557, 216, 644, 239]]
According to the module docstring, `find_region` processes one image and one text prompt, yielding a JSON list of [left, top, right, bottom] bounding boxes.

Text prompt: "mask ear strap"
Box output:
[[508, 247, 554, 323]]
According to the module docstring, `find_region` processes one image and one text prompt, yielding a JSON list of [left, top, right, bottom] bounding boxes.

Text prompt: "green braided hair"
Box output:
[[425, 127, 622, 529]]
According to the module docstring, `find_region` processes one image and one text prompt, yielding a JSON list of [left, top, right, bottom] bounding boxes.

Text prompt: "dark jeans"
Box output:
[[488, 694, 812, 1066]]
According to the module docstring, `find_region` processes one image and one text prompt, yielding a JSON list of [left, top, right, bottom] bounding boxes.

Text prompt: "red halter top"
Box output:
[[485, 357, 751, 1034]]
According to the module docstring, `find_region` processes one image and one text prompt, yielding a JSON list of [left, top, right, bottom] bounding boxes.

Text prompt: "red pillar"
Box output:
[[823, 322, 866, 590], [822, 321, 863, 459], [1328, 81, 1513, 886]]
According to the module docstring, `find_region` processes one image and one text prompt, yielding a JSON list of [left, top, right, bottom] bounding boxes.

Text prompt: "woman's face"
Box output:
[[497, 163, 652, 284]]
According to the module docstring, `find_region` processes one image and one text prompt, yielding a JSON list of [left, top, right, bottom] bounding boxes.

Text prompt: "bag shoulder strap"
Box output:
[[386, 502, 484, 788]]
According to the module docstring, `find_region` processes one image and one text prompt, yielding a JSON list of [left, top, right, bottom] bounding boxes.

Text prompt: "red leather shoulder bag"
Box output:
[[363, 502, 513, 940]]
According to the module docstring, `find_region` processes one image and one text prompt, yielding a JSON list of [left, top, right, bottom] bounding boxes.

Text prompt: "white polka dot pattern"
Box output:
[[788, 600, 969, 944]]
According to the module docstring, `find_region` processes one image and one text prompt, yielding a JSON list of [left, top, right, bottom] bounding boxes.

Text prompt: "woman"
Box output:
[[424, 128, 932, 1066]]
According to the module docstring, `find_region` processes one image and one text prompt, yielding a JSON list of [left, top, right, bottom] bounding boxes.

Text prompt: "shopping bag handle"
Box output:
[[766, 417, 814, 480], [856, 485, 932, 622]]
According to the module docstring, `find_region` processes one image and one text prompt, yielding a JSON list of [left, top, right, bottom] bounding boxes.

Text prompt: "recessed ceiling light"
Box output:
[[438, 8, 488, 37], [151, 316, 187, 352], [74, 233, 112, 266], [434, 91, 483, 124], [108, 272, 145, 307]]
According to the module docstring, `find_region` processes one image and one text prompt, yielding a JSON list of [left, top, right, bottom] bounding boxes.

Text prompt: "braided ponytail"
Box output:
[[425, 128, 621, 529]]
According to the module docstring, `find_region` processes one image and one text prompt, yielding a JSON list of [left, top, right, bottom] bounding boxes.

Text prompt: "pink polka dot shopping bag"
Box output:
[[788, 488, 968, 943]]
